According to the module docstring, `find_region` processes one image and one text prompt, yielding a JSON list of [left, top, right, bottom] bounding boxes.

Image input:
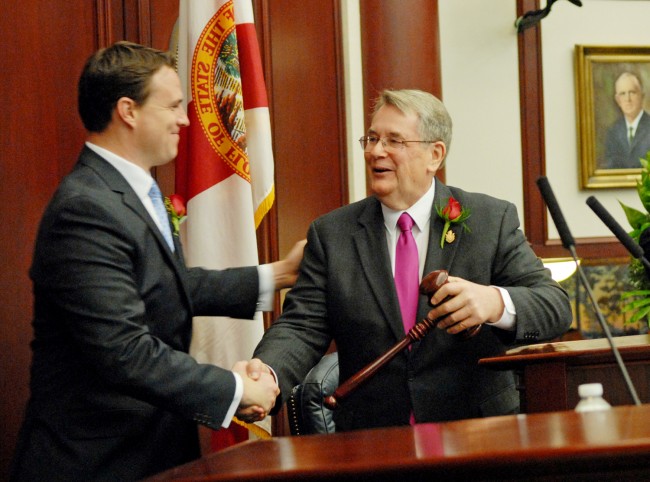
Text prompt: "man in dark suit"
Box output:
[[11, 41, 301, 481], [251, 89, 572, 430], [603, 71, 650, 169]]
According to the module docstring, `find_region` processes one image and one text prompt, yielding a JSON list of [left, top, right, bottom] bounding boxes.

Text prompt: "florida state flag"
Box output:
[[174, 0, 274, 447]]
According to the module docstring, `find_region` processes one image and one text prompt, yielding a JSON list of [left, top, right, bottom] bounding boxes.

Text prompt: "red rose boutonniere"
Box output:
[[436, 196, 471, 248], [164, 194, 187, 236]]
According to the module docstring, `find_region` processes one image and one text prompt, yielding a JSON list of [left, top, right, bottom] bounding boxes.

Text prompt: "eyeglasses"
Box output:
[[359, 135, 434, 152]]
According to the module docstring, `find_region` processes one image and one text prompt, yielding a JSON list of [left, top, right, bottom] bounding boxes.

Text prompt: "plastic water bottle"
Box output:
[[575, 383, 611, 412]]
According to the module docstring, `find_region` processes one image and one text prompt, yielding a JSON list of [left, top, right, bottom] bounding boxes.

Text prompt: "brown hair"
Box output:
[[78, 41, 175, 132]]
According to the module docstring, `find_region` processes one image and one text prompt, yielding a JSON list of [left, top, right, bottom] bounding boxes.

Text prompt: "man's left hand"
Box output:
[[426, 276, 505, 334]]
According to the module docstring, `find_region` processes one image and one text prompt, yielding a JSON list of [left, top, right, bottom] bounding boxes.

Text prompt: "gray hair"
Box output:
[[372, 89, 453, 151], [615, 71, 645, 96]]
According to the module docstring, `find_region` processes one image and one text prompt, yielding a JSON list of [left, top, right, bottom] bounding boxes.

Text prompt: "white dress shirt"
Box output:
[[381, 180, 516, 330]]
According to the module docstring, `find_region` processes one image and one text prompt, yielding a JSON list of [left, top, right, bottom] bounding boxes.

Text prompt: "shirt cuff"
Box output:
[[487, 286, 516, 331], [256, 264, 274, 311], [266, 364, 278, 385], [222, 371, 243, 428]]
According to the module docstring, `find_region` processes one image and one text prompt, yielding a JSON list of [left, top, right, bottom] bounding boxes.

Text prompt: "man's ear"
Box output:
[[115, 97, 137, 128], [428, 140, 447, 173]]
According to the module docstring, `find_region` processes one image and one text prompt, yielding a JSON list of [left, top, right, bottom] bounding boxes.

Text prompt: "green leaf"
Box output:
[[621, 297, 650, 311], [621, 289, 650, 300], [620, 201, 649, 231], [629, 304, 650, 324], [611, 152, 650, 327]]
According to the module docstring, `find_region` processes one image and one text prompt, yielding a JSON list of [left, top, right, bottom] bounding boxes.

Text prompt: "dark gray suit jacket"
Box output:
[[603, 111, 650, 168], [254, 179, 572, 430], [11, 147, 260, 481]]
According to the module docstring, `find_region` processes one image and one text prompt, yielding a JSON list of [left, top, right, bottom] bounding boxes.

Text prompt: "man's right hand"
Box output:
[[270, 239, 307, 289], [232, 360, 279, 423]]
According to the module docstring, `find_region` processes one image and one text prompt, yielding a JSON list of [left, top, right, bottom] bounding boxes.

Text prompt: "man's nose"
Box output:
[[369, 138, 388, 155], [179, 108, 190, 126]]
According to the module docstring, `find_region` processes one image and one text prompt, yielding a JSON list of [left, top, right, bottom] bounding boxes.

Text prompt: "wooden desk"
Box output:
[[480, 334, 650, 412], [147, 405, 650, 481]]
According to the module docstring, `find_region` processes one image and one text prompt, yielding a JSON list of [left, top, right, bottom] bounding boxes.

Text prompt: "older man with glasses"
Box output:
[[250, 89, 572, 430]]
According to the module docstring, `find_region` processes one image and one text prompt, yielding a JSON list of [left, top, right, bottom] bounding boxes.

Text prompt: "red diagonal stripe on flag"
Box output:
[[236, 23, 268, 110], [176, 102, 234, 203]]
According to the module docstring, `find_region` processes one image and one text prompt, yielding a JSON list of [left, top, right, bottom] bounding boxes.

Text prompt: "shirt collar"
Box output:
[[381, 180, 436, 232], [85, 142, 155, 198], [628, 110, 644, 130]]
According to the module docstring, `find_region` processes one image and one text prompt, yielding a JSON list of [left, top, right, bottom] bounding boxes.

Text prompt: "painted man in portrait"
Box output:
[[603, 71, 650, 169]]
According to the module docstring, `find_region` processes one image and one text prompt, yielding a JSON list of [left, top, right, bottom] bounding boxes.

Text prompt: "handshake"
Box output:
[[232, 358, 279, 423]]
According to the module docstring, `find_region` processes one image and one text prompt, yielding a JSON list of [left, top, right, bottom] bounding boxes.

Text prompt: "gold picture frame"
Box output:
[[575, 45, 650, 189]]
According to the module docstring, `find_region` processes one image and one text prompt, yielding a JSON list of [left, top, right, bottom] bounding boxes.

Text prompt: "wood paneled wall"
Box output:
[[360, 0, 444, 183], [360, 0, 442, 110], [0, 0, 443, 471], [0, 0, 349, 475], [0, 1, 97, 477], [261, 0, 348, 258], [0, 0, 181, 476], [3, 0, 619, 478]]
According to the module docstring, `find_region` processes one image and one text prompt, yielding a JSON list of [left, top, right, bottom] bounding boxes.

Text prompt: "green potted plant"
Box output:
[[620, 154, 650, 325]]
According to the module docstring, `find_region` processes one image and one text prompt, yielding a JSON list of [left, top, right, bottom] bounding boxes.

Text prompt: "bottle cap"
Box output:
[[578, 383, 604, 398]]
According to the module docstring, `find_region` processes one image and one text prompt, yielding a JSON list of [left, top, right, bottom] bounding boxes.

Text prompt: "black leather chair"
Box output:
[[287, 352, 339, 435]]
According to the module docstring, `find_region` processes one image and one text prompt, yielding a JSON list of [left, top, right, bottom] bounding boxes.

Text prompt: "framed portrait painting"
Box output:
[[575, 45, 650, 189]]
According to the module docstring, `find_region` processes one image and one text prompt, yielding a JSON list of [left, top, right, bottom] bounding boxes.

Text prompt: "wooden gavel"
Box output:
[[322, 269, 480, 410]]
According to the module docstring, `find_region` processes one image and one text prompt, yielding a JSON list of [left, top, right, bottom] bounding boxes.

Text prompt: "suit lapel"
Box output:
[[354, 184, 468, 345], [79, 148, 193, 303], [354, 198, 406, 342], [423, 180, 462, 277], [414, 180, 464, 348], [633, 112, 650, 150], [620, 119, 630, 149], [172, 234, 187, 264]]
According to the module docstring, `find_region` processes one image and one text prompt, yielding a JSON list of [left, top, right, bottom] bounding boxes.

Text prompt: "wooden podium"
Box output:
[[479, 334, 650, 413], [147, 405, 650, 481]]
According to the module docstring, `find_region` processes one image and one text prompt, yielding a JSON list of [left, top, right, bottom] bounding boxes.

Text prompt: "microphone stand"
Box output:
[[567, 244, 641, 406], [537, 176, 641, 406]]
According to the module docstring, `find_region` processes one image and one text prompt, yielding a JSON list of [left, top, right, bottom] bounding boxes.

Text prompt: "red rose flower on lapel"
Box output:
[[436, 196, 471, 248], [164, 194, 187, 236], [442, 197, 462, 221]]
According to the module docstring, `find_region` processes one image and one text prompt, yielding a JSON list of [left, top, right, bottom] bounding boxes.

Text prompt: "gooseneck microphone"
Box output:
[[536, 176, 641, 406], [586, 196, 650, 272], [536, 176, 575, 250]]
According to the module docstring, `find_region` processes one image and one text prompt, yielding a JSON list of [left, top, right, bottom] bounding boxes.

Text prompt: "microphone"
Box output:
[[536, 176, 641, 406], [586, 196, 650, 272], [536, 176, 575, 250]]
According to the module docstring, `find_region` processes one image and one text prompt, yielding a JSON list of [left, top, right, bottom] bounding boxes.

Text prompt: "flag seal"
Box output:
[[191, 2, 250, 182]]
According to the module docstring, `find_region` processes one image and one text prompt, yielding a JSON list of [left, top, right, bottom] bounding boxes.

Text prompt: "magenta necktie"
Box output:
[[395, 213, 419, 333]]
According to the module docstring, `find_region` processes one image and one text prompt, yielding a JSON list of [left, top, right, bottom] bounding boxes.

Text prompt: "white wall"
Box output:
[[344, 0, 650, 241], [439, 0, 524, 223], [439, 0, 650, 241], [542, 0, 650, 239]]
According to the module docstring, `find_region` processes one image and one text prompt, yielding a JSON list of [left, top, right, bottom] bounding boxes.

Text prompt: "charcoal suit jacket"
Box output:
[[11, 147, 259, 481], [254, 178, 572, 430], [603, 111, 650, 168]]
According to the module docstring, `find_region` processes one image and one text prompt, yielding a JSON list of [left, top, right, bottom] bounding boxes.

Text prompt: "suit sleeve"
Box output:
[[30, 192, 258, 428], [253, 220, 333, 408], [491, 202, 573, 342], [185, 265, 259, 319]]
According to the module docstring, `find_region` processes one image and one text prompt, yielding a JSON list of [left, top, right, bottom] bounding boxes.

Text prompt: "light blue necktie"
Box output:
[[148, 181, 175, 251]]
